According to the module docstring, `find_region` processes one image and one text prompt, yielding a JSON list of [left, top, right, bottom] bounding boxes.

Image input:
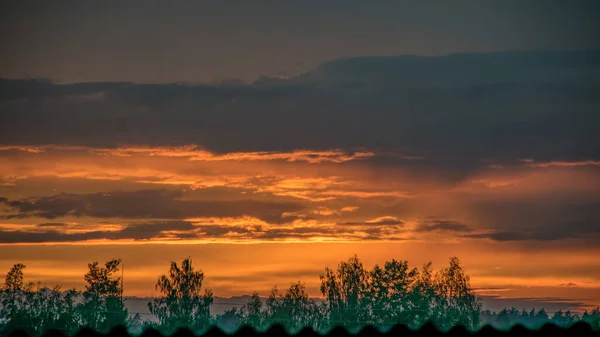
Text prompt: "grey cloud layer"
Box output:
[[1, 50, 599, 177], [0, 220, 405, 243], [461, 195, 600, 242], [415, 219, 472, 233], [0, 189, 304, 224]]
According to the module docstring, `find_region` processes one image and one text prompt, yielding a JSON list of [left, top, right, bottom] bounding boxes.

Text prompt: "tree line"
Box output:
[[0, 256, 598, 335]]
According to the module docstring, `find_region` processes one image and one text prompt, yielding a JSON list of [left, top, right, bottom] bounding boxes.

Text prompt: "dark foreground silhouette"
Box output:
[[5, 322, 600, 337], [2, 256, 599, 335]]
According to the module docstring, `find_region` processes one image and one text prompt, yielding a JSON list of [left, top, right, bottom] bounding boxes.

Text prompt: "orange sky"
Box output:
[[1, 145, 599, 311], [1, 2, 599, 316]]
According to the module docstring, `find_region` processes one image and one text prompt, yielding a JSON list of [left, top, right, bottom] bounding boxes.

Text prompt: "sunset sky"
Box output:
[[1, 1, 599, 313]]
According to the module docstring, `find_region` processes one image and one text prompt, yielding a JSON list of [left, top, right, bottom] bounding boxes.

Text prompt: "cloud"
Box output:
[[0, 221, 194, 243], [36, 222, 67, 228], [0, 218, 409, 244], [559, 283, 578, 287], [415, 219, 472, 233], [0, 50, 599, 247], [523, 160, 600, 168], [463, 220, 600, 242], [114, 221, 195, 240], [460, 189, 600, 242], [0, 190, 304, 224], [0, 145, 375, 164], [1, 50, 598, 178], [337, 216, 404, 227]]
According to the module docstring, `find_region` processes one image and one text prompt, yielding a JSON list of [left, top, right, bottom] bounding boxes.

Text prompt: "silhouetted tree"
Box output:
[[318, 255, 482, 331], [0, 264, 80, 336], [239, 291, 264, 328], [408, 262, 437, 328], [5, 255, 596, 334], [551, 309, 579, 327], [582, 307, 600, 330], [263, 282, 323, 333], [77, 258, 131, 332], [320, 254, 370, 329], [215, 307, 244, 333], [148, 257, 213, 332], [4, 263, 26, 291], [1, 264, 33, 334], [431, 256, 482, 330], [366, 259, 418, 326], [478, 307, 579, 330]]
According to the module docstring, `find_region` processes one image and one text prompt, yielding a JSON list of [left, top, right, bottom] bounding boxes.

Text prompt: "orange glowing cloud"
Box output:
[[0, 145, 375, 163]]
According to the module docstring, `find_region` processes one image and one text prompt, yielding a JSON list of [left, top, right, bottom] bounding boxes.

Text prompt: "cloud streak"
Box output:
[[0, 190, 305, 224], [0, 218, 410, 244], [0, 145, 375, 164]]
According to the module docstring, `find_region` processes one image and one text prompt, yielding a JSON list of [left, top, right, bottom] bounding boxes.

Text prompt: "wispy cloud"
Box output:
[[523, 160, 600, 168], [0, 145, 375, 164]]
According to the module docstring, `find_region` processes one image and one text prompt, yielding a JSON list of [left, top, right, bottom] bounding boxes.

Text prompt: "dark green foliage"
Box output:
[[317, 255, 481, 331], [263, 282, 324, 333], [0, 264, 80, 336], [240, 292, 264, 329], [78, 258, 134, 332], [479, 306, 590, 330], [148, 257, 214, 333], [2, 255, 599, 335], [582, 307, 600, 330], [320, 254, 370, 330], [431, 256, 482, 330], [215, 307, 244, 333], [215, 283, 326, 333], [0, 260, 137, 336]]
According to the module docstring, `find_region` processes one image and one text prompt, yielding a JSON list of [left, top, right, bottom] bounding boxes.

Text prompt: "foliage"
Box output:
[[1, 255, 599, 335], [148, 257, 214, 333], [431, 256, 482, 330], [479, 307, 588, 330], [239, 292, 264, 329], [0, 265, 80, 336], [0, 260, 137, 336], [582, 307, 600, 330], [215, 307, 244, 333], [317, 255, 481, 331], [214, 283, 326, 333], [320, 254, 370, 330], [263, 282, 324, 333], [78, 258, 133, 332]]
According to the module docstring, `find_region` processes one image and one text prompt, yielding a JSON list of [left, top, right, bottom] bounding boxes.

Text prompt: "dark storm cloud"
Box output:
[[460, 191, 600, 242], [0, 189, 304, 224], [1, 50, 598, 179], [464, 220, 600, 242], [2, 1, 599, 83], [415, 219, 472, 233], [463, 218, 600, 242]]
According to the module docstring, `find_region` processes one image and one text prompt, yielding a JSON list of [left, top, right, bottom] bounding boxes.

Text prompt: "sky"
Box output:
[[1, 0, 600, 313]]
